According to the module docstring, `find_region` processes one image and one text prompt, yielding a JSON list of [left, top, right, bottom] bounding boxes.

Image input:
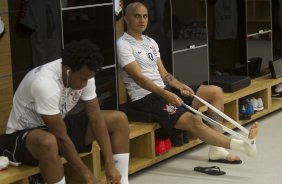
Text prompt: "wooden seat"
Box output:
[[0, 144, 96, 184]]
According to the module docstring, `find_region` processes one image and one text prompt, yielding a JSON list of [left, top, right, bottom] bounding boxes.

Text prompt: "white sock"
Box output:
[[230, 139, 257, 157], [113, 153, 129, 184], [53, 176, 65, 184], [208, 146, 229, 160]]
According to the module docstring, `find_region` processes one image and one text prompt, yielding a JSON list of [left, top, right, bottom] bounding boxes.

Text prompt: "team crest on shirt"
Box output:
[[150, 46, 157, 56], [69, 90, 82, 104], [163, 104, 177, 115]]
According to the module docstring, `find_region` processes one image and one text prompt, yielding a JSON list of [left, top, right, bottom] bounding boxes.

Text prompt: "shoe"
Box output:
[[242, 97, 259, 111], [164, 138, 172, 151], [29, 174, 45, 184], [194, 166, 226, 175], [256, 98, 264, 111], [247, 97, 259, 111], [155, 138, 166, 154], [182, 131, 189, 144], [239, 105, 254, 115], [245, 104, 255, 114], [169, 129, 184, 147], [272, 91, 282, 99], [274, 84, 282, 93], [239, 105, 252, 120]]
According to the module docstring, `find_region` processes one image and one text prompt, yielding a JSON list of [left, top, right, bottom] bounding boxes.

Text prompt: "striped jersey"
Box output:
[[117, 32, 165, 102]]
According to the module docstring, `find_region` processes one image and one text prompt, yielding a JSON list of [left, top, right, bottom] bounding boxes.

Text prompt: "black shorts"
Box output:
[[0, 112, 91, 166], [132, 85, 200, 132]]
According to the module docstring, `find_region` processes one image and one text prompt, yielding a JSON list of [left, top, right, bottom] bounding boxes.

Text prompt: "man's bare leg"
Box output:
[[26, 129, 64, 183], [104, 111, 130, 184], [86, 111, 130, 184], [174, 112, 258, 157], [192, 85, 241, 162]]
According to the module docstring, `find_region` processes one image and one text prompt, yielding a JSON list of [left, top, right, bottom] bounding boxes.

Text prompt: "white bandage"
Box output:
[[230, 139, 257, 157], [0, 156, 9, 170], [208, 146, 229, 160]]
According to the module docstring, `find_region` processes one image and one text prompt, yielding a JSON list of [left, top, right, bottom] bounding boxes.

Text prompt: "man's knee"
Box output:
[[209, 85, 224, 97], [110, 111, 129, 132], [177, 113, 206, 131], [27, 131, 58, 154], [189, 115, 207, 130]]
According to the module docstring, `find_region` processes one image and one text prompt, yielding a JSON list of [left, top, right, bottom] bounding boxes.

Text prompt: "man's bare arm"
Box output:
[[157, 58, 184, 89], [123, 61, 168, 98], [123, 61, 183, 105], [84, 98, 114, 166], [84, 98, 121, 183]]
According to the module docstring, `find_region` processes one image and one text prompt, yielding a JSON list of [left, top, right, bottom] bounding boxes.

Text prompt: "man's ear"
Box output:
[[124, 16, 129, 25]]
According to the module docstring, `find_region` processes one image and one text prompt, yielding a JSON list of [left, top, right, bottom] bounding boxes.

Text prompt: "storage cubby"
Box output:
[[224, 100, 239, 126]]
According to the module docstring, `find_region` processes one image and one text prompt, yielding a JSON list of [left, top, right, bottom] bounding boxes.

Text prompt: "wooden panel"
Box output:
[[0, 0, 14, 134], [0, 14, 12, 75], [0, 77, 13, 134], [115, 0, 124, 39], [0, 0, 12, 75]]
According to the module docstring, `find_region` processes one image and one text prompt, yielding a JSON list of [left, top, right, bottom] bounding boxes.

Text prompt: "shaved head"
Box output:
[[125, 2, 147, 16], [124, 1, 148, 39]]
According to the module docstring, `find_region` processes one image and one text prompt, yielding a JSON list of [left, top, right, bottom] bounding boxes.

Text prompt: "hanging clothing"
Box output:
[[214, 0, 238, 40], [19, 0, 62, 67]]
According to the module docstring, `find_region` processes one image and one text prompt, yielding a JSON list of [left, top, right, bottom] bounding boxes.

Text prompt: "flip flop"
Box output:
[[209, 158, 242, 164], [194, 166, 226, 175]]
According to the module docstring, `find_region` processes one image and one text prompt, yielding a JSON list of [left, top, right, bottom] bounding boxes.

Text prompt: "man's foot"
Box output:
[[208, 146, 242, 164], [248, 122, 259, 139], [225, 154, 241, 162]]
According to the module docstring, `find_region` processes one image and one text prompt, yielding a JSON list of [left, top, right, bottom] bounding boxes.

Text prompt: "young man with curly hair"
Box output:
[[1, 40, 129, 184]]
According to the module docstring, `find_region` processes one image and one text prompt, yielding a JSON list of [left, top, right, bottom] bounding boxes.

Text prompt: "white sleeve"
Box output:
[[81, 77, 97, 101], [31, 80, 60, 115], [117, 39, 135, 68]]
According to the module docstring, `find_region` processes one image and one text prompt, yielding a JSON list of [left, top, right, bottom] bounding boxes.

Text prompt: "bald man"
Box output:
[[117, 2, 258, 165]]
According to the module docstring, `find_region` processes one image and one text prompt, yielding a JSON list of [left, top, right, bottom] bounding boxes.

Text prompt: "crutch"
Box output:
[[181, 95, 255, 145]]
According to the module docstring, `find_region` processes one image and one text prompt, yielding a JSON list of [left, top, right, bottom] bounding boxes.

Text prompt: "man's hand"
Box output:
[[180, 84, 194, 97], [84, 173, 99, 184], [105, 164, 121, 184], [163, 90, 183, 106]]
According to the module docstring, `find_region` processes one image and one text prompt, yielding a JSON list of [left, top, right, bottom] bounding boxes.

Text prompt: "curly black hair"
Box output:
[[62, 39, 104, 72]]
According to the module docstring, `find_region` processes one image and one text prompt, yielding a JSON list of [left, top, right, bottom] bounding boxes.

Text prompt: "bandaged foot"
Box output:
[[208, 146, 240, 162], [230, 122, 258, 157]]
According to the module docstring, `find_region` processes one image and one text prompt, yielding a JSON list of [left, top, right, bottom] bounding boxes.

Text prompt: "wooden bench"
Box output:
[[0, 142, 100, 184]]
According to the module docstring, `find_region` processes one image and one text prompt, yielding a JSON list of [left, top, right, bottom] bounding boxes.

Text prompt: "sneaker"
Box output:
[[169, 129, 184, 147], [239, 104, 254, 115], [256, 98, 264, 111], [164, 138, 172, 151], [182, 131, 189, 144], [239, 105, 252, 120], [29, 174, 45, 184], [245, 97, 259, 111], [155, 138, 166, 155], [272, 91, 282, 99], [245, 104, 255, 114], [274, 84, 282, 93]]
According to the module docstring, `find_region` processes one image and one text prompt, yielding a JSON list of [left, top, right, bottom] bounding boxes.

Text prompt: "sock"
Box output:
[[53, 176, 65, 184], [208, 146, 229, 160], [230, 139, 257, 157], [113, 153, 129, 184]]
